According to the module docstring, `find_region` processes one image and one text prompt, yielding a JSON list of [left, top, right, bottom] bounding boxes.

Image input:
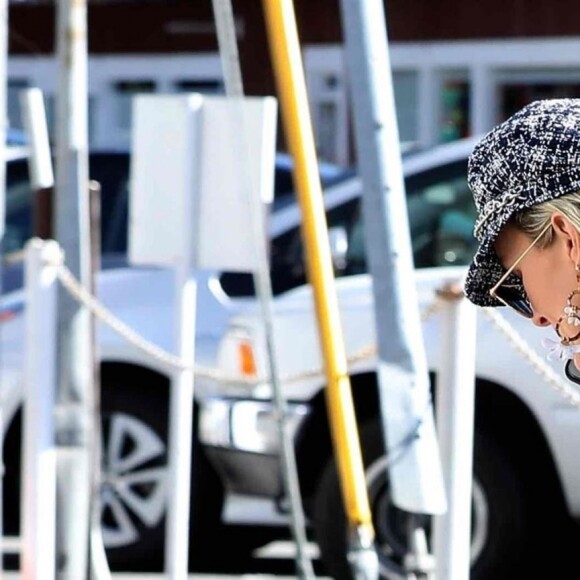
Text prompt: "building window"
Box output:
[[115, 80, 156, 131], [316, 98, 340, 164], [501, 82, 580, 121], [7, 78, 29, 132], [439, 78, 470, 143], [174, 79, 224, 94], [393, 71, 418, 146]]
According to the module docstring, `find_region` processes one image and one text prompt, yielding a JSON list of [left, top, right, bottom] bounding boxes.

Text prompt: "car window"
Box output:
[[268, 199, 360, 294], [220, 158, 478, 297], [3, 159, 33, 254], [2, 152, 351, 260], [310, 159, 477, 277], [406, 159, 477, 267], [1, 153, 131, 257], [90, 153, 130, 254], [272, 159, 356, 211]]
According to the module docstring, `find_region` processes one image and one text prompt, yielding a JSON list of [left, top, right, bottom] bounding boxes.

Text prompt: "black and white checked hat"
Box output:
[[464, 98, 580, 307]]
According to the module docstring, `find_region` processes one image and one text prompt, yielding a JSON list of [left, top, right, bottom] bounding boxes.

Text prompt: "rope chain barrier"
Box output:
[[32, 251, 580, 410], [482, 307, 580, 410]]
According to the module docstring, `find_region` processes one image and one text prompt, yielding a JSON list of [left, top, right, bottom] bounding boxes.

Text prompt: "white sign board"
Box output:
[[129, 93, 277, 271]]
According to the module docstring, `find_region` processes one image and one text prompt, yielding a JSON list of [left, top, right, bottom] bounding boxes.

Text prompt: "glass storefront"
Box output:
[[439, 79, 470, 143]]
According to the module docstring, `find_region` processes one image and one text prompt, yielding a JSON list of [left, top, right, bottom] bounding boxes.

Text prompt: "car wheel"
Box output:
[[312, 417, 530, 580], [100, 366, 224, 571], [3, 410, 22, 571]]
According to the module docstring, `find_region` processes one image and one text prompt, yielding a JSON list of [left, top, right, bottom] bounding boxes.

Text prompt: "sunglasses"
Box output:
[[489, 220, 552, 318]]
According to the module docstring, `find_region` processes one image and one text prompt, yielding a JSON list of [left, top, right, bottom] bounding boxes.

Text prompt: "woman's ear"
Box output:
[[551, 212, 580, 263]]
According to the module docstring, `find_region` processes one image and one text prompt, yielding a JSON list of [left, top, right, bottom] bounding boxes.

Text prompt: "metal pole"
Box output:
[[0, 1, 8, 570], [261, 3, 377, 578], [19, 88, 54, 190], [432, 285, 477, 580], [22, 238, 61, 580], [20, 88, 55, 239], [211, 2, 314, 577], [54, 0, 93, 577], [164, 261, 197, 580], [87, 180, 113, 580], [339, 1, 447, 575], [164, 107, 198, 577], [0, 0, 6, 241]]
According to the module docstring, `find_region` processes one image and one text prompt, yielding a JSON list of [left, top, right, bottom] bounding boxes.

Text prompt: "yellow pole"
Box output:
[[261, 0, 373, 533]]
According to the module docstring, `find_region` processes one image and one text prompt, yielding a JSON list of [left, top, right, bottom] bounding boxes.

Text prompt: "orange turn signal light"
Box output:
[[237, 340, 257, 377]]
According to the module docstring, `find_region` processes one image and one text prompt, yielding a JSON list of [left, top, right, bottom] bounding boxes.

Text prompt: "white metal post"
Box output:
[[339, 0, 447, 517], [54, 0, 93, 575], [165, 262, 197, 580], [0, 0, 8, 570], [211, 2, 314, 578], [164, 101, 198, 577], [19, 88, 55, 190], [22, 238, 61, 580], [130, 94, 275, 580], [432, 286, 478, 580], [0, 0, 7, 241]]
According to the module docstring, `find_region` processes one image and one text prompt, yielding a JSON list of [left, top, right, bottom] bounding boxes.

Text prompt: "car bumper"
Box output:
[[199, 397, 310, 497]]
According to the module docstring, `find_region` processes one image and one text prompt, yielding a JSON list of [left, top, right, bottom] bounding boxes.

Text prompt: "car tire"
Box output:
[[3, 410, 22, 570], [99, 366, 224, 572], [312, 417, 530, 580]]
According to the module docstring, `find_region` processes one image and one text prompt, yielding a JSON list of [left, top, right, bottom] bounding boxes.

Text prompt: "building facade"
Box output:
[[9, 0, 580, 164]]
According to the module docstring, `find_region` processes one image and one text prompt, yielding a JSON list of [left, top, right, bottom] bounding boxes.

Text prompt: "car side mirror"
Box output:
[[328, 225, 348, 272]]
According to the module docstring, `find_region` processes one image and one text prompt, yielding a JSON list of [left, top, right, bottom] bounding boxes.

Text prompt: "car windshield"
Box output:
[[220, 144, 478, 298], [2, 143, 477, 299], [272, 156, 355, 211], [1, 150, 352, 267]]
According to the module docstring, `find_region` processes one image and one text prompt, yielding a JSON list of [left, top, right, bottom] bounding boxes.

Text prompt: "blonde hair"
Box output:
[[513, 191, 580, 248]]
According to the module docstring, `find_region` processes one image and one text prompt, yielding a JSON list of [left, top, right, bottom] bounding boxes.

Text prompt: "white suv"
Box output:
[[202, 137, 580, 579], [0, 147, 353, 571]]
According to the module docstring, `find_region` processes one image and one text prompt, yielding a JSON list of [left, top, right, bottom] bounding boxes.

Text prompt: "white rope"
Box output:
[[48, 253, 446, 387], [44, 251, 580, 411], [54, 261, 262, 384]]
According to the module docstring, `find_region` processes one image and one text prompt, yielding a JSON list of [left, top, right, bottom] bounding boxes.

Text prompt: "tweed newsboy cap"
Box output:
[[464, 98, 580, 307]]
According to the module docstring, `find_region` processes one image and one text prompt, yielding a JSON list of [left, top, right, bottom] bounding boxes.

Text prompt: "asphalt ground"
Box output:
[[0, 528, 330, 579], [4, 517, 580, 579]]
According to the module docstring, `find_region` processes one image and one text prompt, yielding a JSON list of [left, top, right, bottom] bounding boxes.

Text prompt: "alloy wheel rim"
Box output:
[[100, 412, 168, 548], [365, 454, 489, 574]]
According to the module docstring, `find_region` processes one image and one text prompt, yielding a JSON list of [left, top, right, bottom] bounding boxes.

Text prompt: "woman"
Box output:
[[464, 98, 580, 383]]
